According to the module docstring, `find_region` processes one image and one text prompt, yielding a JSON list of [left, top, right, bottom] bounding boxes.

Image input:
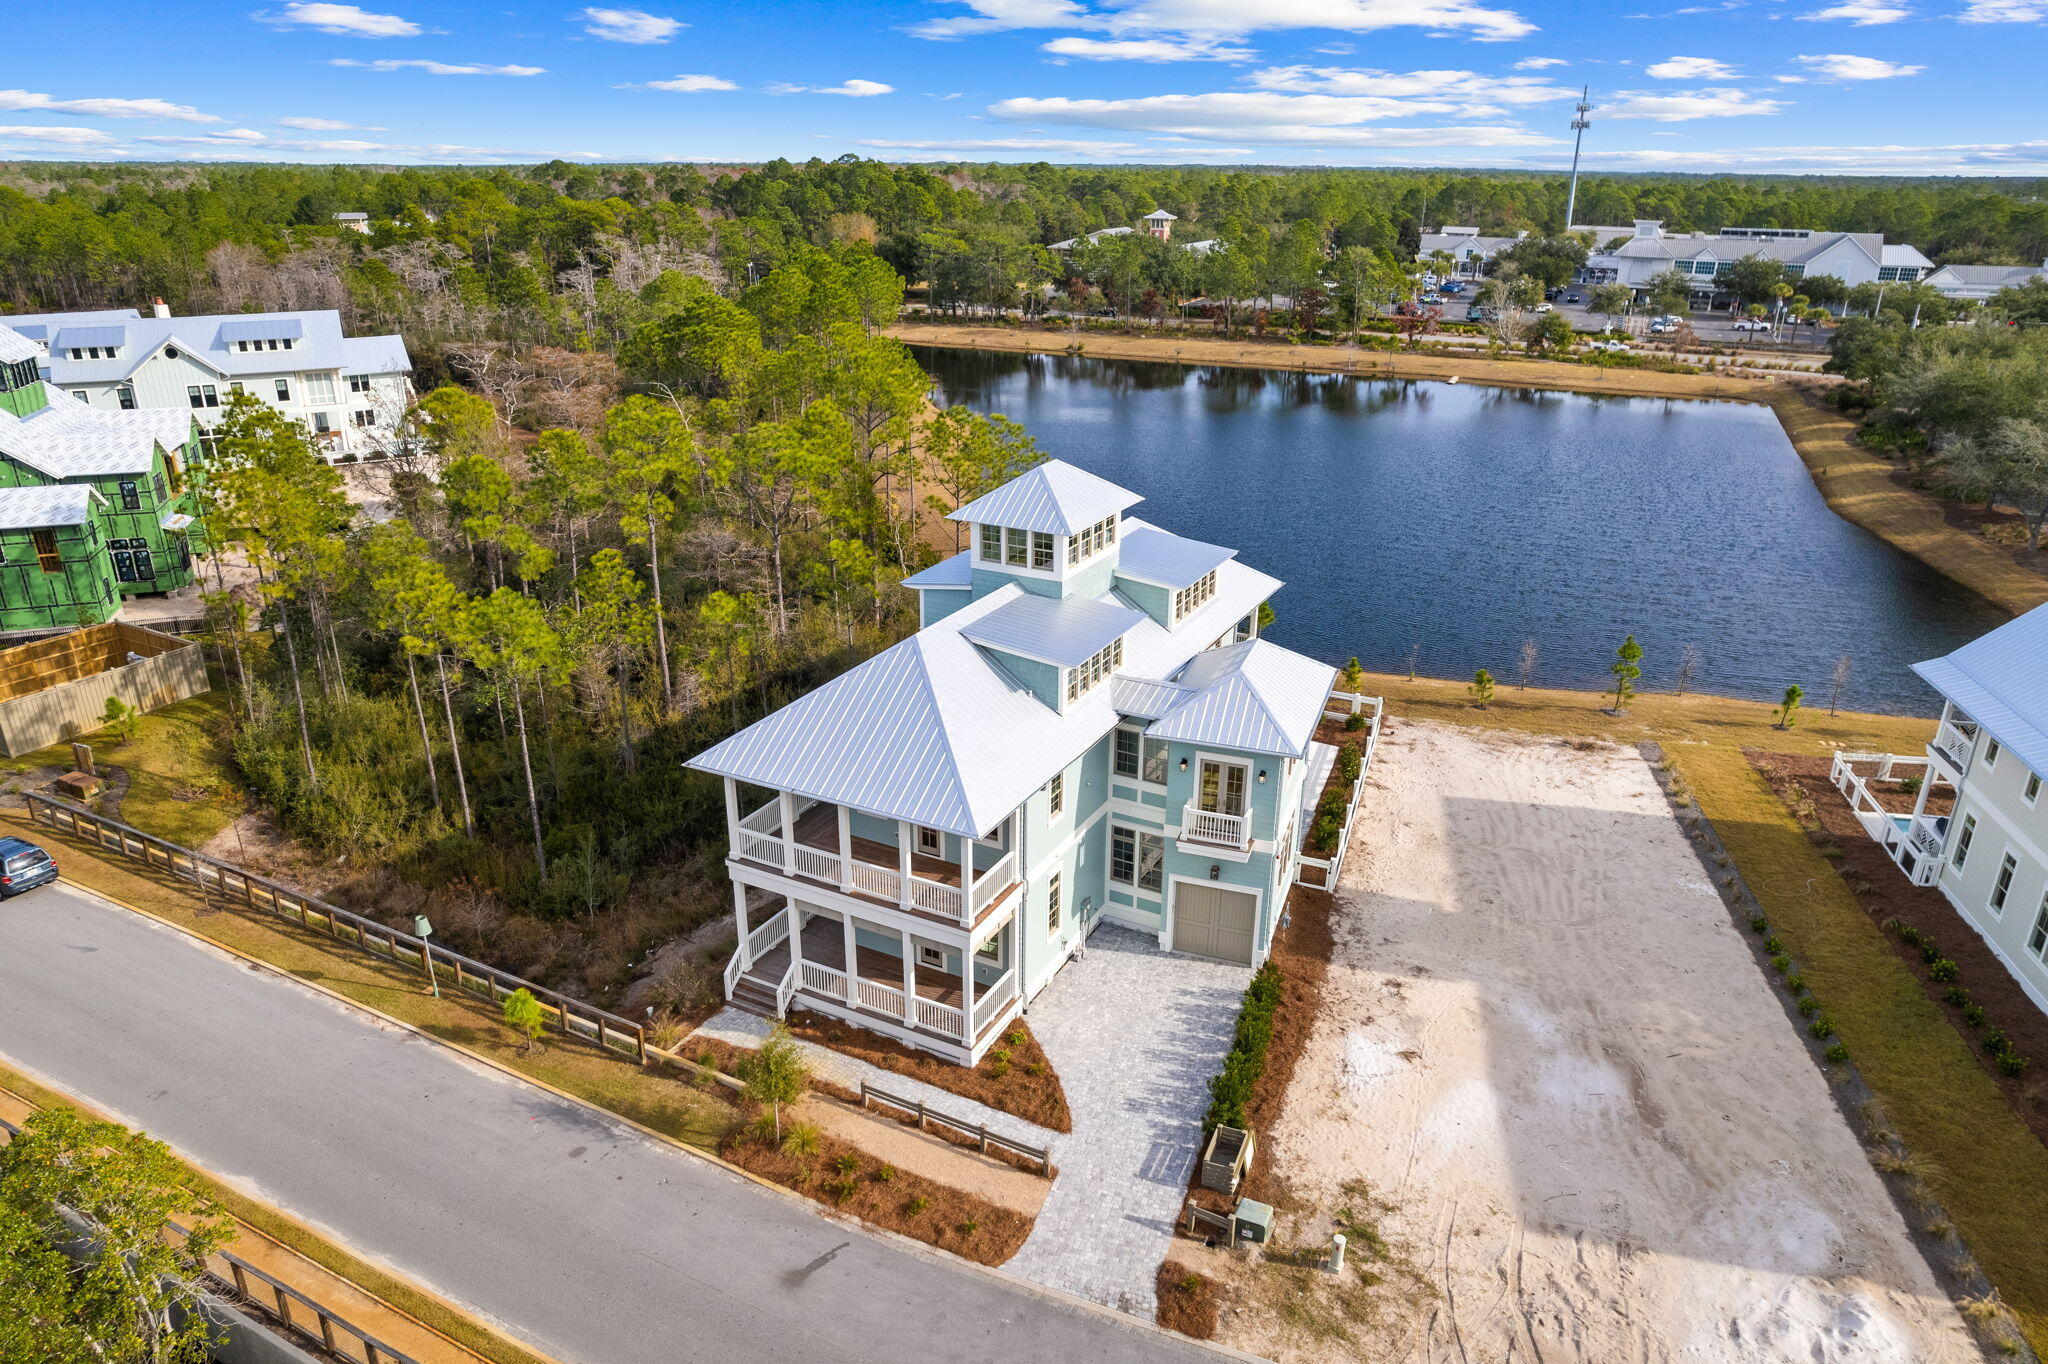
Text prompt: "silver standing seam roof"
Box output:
[[960, 593, 1146, 668], [901, 551, 973, 591], [1147, 638, 1335, 758], [0, 308, 413, 387], [1912, 604, 2048, 785], [1115, 523, 1235, 589], [946, 459, 1145, 535]]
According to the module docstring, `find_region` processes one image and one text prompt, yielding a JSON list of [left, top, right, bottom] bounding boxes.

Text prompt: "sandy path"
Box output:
[[1221, 720, 1981, 1364]]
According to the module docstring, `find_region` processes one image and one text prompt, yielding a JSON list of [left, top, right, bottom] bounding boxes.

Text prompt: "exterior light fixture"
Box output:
[[1179, 757, 1189, 772], [1257, 769, 1267, 783], [1209, 864, 1220, 880]]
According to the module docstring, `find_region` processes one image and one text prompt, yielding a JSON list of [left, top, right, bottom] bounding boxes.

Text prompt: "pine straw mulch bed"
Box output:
[[780, 1008, 1072, 1133], [1156, 1259, 1225, 1340], [716, 1103, 1034, 1267], [1184, 883, 1337, 1221], [1300, 716, 1373, 858], [1750, 750, 2048, 1146]]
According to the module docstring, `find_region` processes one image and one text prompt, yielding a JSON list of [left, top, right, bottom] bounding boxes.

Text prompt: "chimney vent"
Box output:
[[151, 298, 170, 319]]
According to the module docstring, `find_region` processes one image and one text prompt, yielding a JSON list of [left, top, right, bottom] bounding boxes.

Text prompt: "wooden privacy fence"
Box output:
[[857, 1080, 1052, 1175], [24, 793, 648, 1065], [0, 1111, 427, 1364], [0, 622, 209, 757]]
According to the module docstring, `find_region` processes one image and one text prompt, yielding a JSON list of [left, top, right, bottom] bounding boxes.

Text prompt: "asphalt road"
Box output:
[[0, 882, 1237, 1364]]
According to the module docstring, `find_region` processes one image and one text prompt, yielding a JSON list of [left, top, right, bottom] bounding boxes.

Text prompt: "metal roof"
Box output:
[[0, 484, 96, 530], [960, 592, 1144, 668], [54, 325, 126, 351], [339, 333, 413, 377], [1912, 605, 2048, 784], [0, 389, 190, 479], [0, 308, 410, 386], [0, 327, 43, 364], [1115, 523, 1235, 589], [1147, 639, 1335, 758], [902, 551, 973, 590], [1111, 675, 1189, 720], [219, 317, 304, 343], [946, 459, 1143, 535]]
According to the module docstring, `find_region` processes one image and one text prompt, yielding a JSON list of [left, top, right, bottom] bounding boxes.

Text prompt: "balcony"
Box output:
[[1928, 718, 1978, 777], [1180, 800, 1250, 852], [732, 798, 1020, 929], [1828, 750, 1946, 887]]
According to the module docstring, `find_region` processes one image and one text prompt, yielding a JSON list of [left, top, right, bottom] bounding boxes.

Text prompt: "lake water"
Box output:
[[914, 347, 2005, 715]]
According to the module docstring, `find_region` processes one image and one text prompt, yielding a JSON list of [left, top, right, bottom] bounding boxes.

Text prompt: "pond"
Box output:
[[913, 347, 2004, 715]]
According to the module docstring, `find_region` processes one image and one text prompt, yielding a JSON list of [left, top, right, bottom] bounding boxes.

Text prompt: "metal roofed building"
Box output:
[[688, 458, 1349, 1064], [1923, 260, 2048, 303], [0, 304, 413, 464], [1584, 220, 1935, 298], [1841, 605, 2048, 1016]]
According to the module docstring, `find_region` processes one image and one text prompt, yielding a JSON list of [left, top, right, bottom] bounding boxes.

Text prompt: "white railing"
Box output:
[[1826, 751, 1944, 888], [1323, 689, 1384, 725], [740, 801, 780, 834], [800, 960, 847, 998], [1181, 802, 1250, 851], [1910, 820, 1946, 860], [849, 860, 900, 902], [915, 994, 965, 1038], [909, 875, 965, 922], [1297, 689, 1385, 889], [723, 947, 747, 999], [775, 962, 799, 1017], [746, 906, 791, 960], [792, 845, 842, 884], [857, 976, 906, 1017], [1930, 720, 1976, 774], [973, 971, 1019, 1033], [970, 851, 1019, 915], [736, 830, 785, 870]]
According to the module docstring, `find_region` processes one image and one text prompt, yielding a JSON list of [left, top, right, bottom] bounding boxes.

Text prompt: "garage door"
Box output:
[[1172, 883, 1257, 964]]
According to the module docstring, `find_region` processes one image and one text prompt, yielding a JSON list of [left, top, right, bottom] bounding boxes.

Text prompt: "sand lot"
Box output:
[[1220, 720, 1981, 1364]]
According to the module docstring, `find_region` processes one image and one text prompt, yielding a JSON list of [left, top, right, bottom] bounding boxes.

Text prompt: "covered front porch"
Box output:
[[724, 891, 1024, 1063]]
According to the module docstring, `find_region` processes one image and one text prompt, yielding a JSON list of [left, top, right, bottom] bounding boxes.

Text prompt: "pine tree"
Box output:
[[1775, 684, 1805, 730], [1610, 635, 1643, 714], [1469, 669, 1496, 709]]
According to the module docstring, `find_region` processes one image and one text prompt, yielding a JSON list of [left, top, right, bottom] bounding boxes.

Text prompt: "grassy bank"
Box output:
[[1347, 671, 2048, 1352], [1, 690, 242, 849]]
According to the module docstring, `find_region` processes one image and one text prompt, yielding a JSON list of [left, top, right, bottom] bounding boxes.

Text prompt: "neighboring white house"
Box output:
[[1924, 260, 2048, 302], [1050, 217, 1211, 255], [0, 304, 413, 464], [1585, 221, 1935, 297], [1835, 605, 2048, 1017], [1418, 226, 1528, 277], [687, 459, 1368, 1064], [333, 212, 371, 235]]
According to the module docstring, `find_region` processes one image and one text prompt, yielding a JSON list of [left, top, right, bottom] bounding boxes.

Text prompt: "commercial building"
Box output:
[[1923, 260, 2048, 302], [1584, 221, 1934, 298]]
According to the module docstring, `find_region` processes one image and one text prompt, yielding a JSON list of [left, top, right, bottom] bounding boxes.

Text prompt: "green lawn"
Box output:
[[3, 690, 241, 848]]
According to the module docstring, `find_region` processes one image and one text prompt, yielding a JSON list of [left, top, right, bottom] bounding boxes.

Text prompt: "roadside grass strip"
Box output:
[[1677, 746, 2048, 1354]]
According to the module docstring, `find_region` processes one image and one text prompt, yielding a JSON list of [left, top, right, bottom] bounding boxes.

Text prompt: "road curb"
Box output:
[[54, 874, 1264, 1362]]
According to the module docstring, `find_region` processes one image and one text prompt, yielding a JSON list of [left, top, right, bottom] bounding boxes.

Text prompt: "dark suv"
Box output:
[[0, 837, 57, 897]]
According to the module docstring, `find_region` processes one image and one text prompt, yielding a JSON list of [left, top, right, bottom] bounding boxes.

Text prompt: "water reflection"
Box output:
[[915, 346, 2003, 715]]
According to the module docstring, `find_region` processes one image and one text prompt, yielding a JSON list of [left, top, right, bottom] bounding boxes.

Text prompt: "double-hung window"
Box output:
[[980, 523, 1002, 562], [1114, 728, 1141, 778], [1031, 530, 1054, 570], [1048, 772, 1065, 817], [349, 374, 373, 394], [1046, 873, 1062, 937], [274, 378, 292, 403], [116, 384, 136, 410], [186, 384, 219, 409], [1064, 637, 1124, 703], [1990, 853, 2018, 915], [1004, 526, 1028, 567], [1173, 570, 1218, 622], [1985, 738, 2002, 768], [1953, 814, 1977, 870], [117, 480, 141, 511], [2025, 771, 2041, 806], [2029, 889, 2048, 961]]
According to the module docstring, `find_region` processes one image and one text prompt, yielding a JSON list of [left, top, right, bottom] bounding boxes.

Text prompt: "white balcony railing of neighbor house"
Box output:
[[731, 798, 1021, 927], [736, 802, 785, 869], [746, 905, 792, 962], [1930, 719, 1978, 775], [970, 850, 1019, 915], [1827, 751, 1943, 887], [1181, 802, 1250, 851]]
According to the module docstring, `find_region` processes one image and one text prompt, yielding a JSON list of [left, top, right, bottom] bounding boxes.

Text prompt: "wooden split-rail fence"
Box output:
[[858, 1080, 1052, 1175]]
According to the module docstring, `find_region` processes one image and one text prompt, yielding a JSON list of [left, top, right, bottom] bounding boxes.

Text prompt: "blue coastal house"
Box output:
[[688, 459, 1348, 1064]]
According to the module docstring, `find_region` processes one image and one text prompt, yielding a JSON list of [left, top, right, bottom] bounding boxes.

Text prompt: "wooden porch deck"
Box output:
[[740, 914, 1016, 1045], [737, 802, 1020, 929]]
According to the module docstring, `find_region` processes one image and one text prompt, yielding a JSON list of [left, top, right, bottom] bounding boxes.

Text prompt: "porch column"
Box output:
[[779, 790, 797, 869], [1909, 766, 1934, 820], [961, 935, 977, 1045], [732, 882, 752, 969], [788, 903, 806, 987], [960, 837, 974, 923], [842, 912, 859, 1009], [896, 821, 913, 910], [836, 804, 853, 892], [723, 777, 740, 850], [900, 926, 918, 1026]]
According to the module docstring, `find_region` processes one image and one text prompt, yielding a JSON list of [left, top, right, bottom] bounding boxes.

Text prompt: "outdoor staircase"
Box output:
[[728, 970, 782, 1019]]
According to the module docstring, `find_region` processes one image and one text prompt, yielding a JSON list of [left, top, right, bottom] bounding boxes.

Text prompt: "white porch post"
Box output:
[[960, 836, 974, 922], [842, 912, 859, 1008], [961, 936, 977, 1045], [836, 804, 853, 892], [788, 903, 805, 985], [901, 927, 918, 1026], [779, 790, 797, 868], [897, 820, 913, 910], [733, 882, 752, 969], [723, 777, 740, 849]]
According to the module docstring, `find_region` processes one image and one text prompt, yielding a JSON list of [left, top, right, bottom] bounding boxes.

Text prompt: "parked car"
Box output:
[[0, 837, 57, 897], [1543, 287, 1563, 301], [1440, 281, 1466, 295], [1562, 292, 1583, 304], [1421, 292, 1444, 305], [1732, 318, 1772, 333], [1586, 339, 1630, 353], [1466, 305, 1500, 323], [1532, 302, 1554, 314]]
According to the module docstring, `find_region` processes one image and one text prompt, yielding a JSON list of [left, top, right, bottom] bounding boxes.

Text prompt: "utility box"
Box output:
[[1201, 1124, 1254, 1194], [1232, 1198, 1275, 1245]]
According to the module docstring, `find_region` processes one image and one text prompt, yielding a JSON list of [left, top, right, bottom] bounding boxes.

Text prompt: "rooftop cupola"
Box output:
[[948, 459, 1143, 603]]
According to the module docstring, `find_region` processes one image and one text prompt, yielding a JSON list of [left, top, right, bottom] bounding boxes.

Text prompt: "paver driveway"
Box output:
[[1006, 923, 1251, 1318]]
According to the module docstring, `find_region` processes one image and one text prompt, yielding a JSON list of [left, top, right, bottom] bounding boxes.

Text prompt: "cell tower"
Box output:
[[1565, 86, 1592, 231]]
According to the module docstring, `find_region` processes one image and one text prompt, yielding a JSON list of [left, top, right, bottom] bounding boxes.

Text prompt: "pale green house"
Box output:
[[690, 459, 1343, 1065]]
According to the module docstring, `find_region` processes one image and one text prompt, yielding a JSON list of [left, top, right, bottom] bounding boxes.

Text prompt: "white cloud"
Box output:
[[1792, 51, 1924, 77], [1644, 55, 1738, 78], [1246, 64, 1572, 102], [255, 3, 421, 37], [769, 78, 894, 95], [1513, 55, 1566, 67], [1597, 86, 1785, 119], [1797, 1, 1911, 20], [1533, 138, 2048, 172], [0, 91, 223, 123], [986, 90, 1556, 145], [330, 58, 545, 75], [1042, 35, 1253, 58], [1958, 0, 2044, 18], [855, 136, 1256, 157], [275, 115, 384, 129], [910, 0, 1536, 44], [579, 7, 685, 42], [0, 125, 119, 147], [625, 74, 738, 91]]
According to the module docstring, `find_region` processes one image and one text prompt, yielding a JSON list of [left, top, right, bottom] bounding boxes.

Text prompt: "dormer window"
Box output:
[[66, 346, 117, 360], [1173, 570, 1217, 622], [1067, 515, 1118, 566], [979, 524, 1054, 571], [1064, 637, 1123, 703]]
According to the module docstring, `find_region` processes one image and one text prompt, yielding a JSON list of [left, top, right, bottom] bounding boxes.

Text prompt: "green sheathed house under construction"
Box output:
[[0, 325, 207, 633]]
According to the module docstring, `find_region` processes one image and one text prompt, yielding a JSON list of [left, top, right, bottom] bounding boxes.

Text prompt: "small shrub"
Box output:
[[1784, 973, 1805, 995], [1335, 740, 1363, 785], [874, 1164, 896, 1183], [1797, 995, 1820, 1017], [1927, 958, 1959, 983], [1920, 941, 1944, 966], [824, 1177, 858, 1201], [990, 1059, 1011, 1078], [1995, 1052, 2030, 1078], [1809, 1015, 1836, 1039], [1205, 961, 1283, 1132], [989, 1047, 1012, 1066], [780, 1121, 821, 1158], [829, 1153, 860, 1177], [1770, 953, 1792, 974], [696, 1048, 720, 1073], [1942, 985, 1971, 1007], [746, 1113, 780, 1144], [1983, 1028, 2010, 1057], [1880, 915, 1904, 934], [1962, 1004, 1988, 1028], [1762, 935, 1784, 954], [1899, 924, 1924, 946], [1343, 712, 1366, 732], [906, 1196, 929, 1215], [1025, 1061, 1044, 1076], [957, 1219, 980, 1235], [1749, 914, 1769, 933], [1825, 1042, 1850, 1064], [1006, 1028, 1026, 1047]]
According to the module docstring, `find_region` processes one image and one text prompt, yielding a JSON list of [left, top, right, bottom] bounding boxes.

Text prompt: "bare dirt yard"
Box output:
[[1215, 719, 1981, 1364]]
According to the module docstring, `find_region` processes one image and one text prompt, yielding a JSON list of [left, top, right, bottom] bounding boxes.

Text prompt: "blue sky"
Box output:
[[3, 0, 2043, 173]]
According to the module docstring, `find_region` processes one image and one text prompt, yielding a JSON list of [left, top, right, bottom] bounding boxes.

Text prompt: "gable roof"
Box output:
[[0, 484, 97, 530], [1115, 523, 1235, 589], [1913, 604, 2048, 784], [0, 388, 189, 479], [947, 459, 1143, 535], [0, 328, 41, 365], [1146, 638, 1335, 758]]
